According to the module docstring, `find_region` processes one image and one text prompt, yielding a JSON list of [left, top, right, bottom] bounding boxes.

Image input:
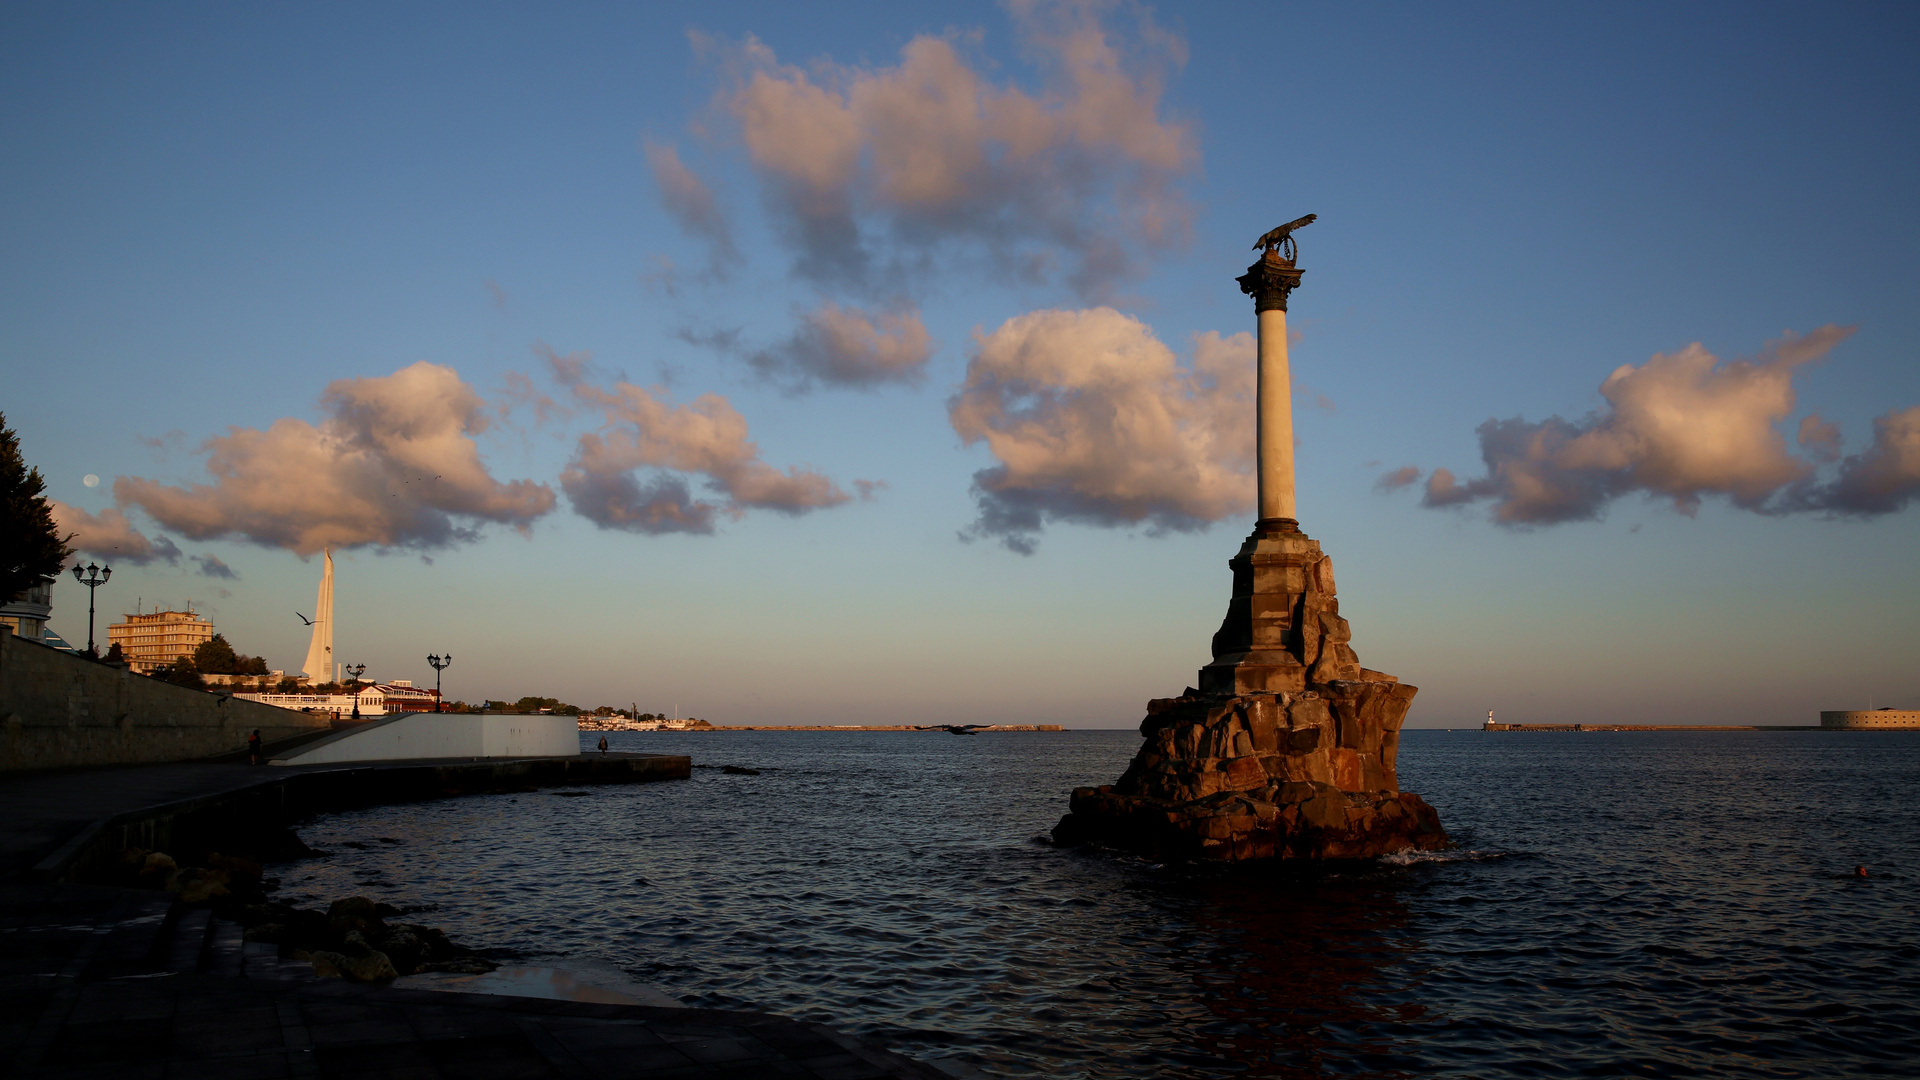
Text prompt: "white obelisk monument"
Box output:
[[302, 549, 334, 684]]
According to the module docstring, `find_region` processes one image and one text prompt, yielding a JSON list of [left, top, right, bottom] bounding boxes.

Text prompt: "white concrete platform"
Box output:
[[270, 712, 580, 765]]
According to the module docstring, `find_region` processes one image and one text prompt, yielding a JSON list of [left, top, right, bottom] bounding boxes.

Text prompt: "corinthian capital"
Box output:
[[1237, 252, 1304, 313]]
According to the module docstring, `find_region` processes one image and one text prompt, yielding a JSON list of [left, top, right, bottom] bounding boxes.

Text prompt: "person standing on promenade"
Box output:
[[597, 735, 609, 754], [247, 729, 262, 765]]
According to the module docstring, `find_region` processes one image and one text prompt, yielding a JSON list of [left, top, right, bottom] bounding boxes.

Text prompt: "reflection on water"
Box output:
[[275, 729, 1920, 1079], [1176, 874, 1421, 1077], [394, 962, 682, 1007]]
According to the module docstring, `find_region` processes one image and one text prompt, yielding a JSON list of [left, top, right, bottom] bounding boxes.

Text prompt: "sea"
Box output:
[[272, 728, 1920, 1079]]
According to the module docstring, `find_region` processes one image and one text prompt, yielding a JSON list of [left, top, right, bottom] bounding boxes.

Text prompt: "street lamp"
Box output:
[[427, 653, 452, 712], [344, 662, 367, 720], [69, 563, 112, 657]]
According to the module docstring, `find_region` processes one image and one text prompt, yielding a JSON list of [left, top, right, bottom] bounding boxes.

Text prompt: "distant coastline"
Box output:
[[699, 724, 1064, 733], [1482, 723, 1818, 732]]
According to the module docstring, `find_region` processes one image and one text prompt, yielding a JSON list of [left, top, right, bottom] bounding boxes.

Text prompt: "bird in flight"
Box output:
[[296, 612, 313, 626]]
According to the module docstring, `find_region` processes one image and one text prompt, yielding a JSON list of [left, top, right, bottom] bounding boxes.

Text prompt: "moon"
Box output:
[[83, 474, 100, 488]]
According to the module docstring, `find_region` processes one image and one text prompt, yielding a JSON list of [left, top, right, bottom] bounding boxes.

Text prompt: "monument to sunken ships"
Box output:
[[1053, 216, 1450, 862]]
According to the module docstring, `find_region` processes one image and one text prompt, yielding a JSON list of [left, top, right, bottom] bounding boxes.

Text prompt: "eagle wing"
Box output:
[[1252, 213, 1318, 250]]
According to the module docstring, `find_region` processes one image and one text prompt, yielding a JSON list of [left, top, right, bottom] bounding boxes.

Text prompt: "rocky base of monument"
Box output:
[[1052, 684, 1449, 862]]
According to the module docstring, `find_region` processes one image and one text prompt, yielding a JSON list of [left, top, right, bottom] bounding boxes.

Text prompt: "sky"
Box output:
[[5, 1, 1917, 727]]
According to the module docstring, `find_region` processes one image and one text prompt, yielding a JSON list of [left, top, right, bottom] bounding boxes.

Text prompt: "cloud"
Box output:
[[1807, 405, 1920, 516], [1411, 326, 1872, 525], [115, 362, 556, 555], [483, 278, 509, 311], [749, 302, 935, 390], [192, 554, 237, 579], [645, 141, 739, 271], [705, 2, 1195, 299], [47, 501, 181, 565], [1796, 414, 1842, 463], [561, 380, 851, 534], [1374, 465, 1421, 491], [949, 307, 1253, 553]]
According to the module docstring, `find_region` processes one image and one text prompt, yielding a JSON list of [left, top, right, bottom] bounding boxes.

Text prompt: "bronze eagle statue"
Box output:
[[1253, 214, 1316, 260]]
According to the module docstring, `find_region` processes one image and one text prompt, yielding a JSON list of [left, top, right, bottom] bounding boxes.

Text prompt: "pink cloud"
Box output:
[[949, 307, 1253, 553], [704, 4, 1195, 299], [115, 362, 555, 555], [749, 302, 935, 389], [48, 501, 180, 565], [1409, 326, 1903, 525], [562, 379, 851, 533]]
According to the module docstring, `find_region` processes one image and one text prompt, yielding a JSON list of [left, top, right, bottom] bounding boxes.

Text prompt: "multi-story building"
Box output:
[[0, 577, 54, 643], [108, 608, 216, 673]]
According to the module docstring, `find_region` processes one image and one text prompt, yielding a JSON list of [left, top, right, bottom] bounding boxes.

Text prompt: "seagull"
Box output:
[[296, 612, 313, 625]]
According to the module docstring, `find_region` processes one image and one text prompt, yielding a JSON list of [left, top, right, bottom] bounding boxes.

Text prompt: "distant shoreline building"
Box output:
[[0, 577, 54, 644], [109, 607, 215, 673], [1820, 709, 1920, 729], [238, 681, 438, 718]]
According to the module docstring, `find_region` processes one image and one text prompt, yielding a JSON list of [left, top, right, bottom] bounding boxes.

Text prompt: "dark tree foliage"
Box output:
[[0, 412, 73, 606], [512, 695, 578, 714], [194, 634, 240, 674], [154, 655, 206, 690], [188, 634, 273, 676]]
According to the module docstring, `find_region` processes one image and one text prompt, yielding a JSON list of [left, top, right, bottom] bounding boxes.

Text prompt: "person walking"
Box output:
[[247, 729, 263, 766]]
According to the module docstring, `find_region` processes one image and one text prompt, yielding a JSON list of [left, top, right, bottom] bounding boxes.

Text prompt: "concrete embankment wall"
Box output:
[[274, 713, 579, 764], [0, 627, 330, 773]]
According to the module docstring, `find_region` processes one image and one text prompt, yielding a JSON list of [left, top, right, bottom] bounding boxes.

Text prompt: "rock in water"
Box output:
[[1053, 522, 1449, 861]]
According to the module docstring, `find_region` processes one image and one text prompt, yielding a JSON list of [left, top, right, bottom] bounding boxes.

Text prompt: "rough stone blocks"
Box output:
[[1055, 522, 1449, 863]]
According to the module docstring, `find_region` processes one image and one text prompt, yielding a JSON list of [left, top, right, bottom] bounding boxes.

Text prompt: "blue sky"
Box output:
[[6, 2, 1917, 726]]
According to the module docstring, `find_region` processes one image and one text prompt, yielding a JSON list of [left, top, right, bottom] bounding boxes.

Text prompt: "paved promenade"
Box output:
[[0, 761, 282, 879]]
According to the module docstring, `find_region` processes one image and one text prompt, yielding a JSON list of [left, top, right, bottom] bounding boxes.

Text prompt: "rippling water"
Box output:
[[275, 729, 1920, 1078]]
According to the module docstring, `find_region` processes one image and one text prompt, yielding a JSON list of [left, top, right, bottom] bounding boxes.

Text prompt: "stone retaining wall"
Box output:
[[0, 626, 329, 772]]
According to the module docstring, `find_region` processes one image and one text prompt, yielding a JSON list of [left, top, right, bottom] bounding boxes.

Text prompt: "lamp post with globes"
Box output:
[[344, 662, 367, 720], [427, 653, 452, 712], [70, 563, 112, 657]]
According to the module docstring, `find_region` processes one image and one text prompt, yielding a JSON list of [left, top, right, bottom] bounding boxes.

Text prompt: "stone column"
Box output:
[[1238, 253, 1304, 529], [1258, 306, 1296, 524]]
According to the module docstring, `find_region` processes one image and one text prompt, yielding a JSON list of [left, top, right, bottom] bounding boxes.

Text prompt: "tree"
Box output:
[[193, 634, 240, 674], [154, 655, 205, 690], [0, 412, 72, 606]]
